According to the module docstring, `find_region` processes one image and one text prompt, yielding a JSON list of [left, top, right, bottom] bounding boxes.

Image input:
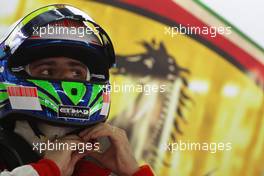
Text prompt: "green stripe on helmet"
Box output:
[[90, 101, 103, 115], [0, 83, 16, 102], [61, 82, 86, 106], [0, 83, 6, 91], [89, 96, 103, 115], [21, 6, 58, 26], [88, 85, 104, 106], [28, 80, 62, 104], [37, 91, 58, 112], [0, 92, 8, 102]]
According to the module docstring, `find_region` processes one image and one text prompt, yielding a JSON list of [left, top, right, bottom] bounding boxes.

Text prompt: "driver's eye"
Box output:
[[39, 68, 54, 77], [70, 68, 87, 80], [27, 61, 88, 80], [40, 69, 51, 76], [72, 70, 80, 77]]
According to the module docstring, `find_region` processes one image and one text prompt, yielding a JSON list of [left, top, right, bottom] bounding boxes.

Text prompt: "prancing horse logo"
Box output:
[[111, 39, 194, 169]]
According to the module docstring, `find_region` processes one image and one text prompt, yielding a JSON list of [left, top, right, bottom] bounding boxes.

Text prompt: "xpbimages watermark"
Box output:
[[105, 82, 167, 95], [164, 24, 232, 38], [32, 24, 100, 38], [32, 140, 100, 154], [163, 141, 232, 153]]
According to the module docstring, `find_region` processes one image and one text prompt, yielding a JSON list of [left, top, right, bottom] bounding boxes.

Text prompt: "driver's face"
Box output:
[[28, 57, 89, 81]]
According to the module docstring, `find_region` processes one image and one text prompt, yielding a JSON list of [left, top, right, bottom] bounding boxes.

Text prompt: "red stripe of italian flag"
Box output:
[[7, 86, 42, 110]]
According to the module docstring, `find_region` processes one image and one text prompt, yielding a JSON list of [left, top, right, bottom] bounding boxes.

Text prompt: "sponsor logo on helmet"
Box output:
[[58, 105, 90, 119]]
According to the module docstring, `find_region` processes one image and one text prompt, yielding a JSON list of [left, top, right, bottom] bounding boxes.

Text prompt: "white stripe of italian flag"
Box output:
[[7, 86, 42, 110], [100, 91, 110, 116]]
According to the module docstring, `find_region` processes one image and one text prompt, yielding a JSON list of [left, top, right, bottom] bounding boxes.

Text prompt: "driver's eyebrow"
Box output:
[[67, 61, 87, 70], [30, 60, 56, 68]]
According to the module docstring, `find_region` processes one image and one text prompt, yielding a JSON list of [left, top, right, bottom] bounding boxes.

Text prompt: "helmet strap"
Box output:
[[27, 120, 44, 139]]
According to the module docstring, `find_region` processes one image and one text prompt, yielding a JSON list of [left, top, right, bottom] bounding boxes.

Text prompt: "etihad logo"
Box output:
[[58, 105, 90, 119]]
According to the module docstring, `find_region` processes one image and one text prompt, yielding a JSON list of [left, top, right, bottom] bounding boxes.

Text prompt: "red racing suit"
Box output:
[[0, 159, 154, 176]]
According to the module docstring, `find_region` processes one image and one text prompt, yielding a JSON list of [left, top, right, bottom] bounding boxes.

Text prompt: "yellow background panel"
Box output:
[[0, 0, 263, 175]]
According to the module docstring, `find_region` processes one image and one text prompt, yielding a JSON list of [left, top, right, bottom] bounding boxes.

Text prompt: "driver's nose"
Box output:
[[56, 69, 76, 80]]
